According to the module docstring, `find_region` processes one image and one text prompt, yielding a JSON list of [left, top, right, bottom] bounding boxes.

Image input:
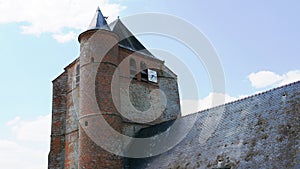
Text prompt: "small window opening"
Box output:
[[130, 59, 137, 79], [140, 61, 148, 81], [217, 160, 223, 168], [76, 64, 80, 85], [282, 93, 287, 101]]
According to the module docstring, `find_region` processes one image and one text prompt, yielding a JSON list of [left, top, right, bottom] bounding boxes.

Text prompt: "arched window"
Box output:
[[130, 59, 137, 79], [140, 61, 148, 81]]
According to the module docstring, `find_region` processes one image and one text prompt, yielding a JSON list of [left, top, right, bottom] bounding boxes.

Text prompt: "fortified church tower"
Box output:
[[48, 7, 181, 169]]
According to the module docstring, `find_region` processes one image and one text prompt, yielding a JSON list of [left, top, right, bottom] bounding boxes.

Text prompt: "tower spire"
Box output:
[[88, 6, 110, 31]]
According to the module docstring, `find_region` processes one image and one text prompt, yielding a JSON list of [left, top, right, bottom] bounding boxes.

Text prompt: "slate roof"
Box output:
[[88, 7, 110, 31], [109, 19, 155, 58]]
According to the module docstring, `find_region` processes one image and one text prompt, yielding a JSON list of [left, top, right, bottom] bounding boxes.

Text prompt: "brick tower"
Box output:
[[77, 7, 124, 168], [48, 7, 181, 169]]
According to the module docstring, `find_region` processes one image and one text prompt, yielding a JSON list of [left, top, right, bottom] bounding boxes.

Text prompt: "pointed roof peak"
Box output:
[[109, 19, 156, 58], [88, 6, 110, 31]]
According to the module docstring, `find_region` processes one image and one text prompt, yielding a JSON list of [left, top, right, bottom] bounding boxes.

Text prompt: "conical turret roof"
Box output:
[[82, 7, 156, 58], [88, 7, 110, 31]]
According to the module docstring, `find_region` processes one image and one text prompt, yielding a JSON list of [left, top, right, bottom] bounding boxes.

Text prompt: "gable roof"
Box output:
[[109, 19, 156, 58]]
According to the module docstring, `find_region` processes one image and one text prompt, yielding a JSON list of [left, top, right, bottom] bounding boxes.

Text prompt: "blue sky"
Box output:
[[0, 0, 299, 168]]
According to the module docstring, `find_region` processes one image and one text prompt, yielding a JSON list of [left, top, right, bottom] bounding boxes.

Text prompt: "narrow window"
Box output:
[[140, 61, 148, 81], [130, 59, 137, 79], [76, 64, 80, 85]]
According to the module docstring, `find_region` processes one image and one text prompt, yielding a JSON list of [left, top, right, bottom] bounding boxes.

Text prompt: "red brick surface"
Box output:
[[49, 29, 181, 168]]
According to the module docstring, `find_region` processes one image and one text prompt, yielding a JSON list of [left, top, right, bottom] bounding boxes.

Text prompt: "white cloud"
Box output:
[[6, 114, 51, 142], [248, 71, 283, 88], [0, 140, 47, 169], [248, 70, 300, 88], [5, 116, 21, 126], [279, 70, 300, 86], [53, 31, 75, 43], [1, 114, 51, 169], [0, 0, 125, 42], [181, 93, 238, 116]]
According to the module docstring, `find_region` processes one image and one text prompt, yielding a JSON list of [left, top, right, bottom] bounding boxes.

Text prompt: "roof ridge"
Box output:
[[183, 80, 300, 117], [109, 18, 156, 58]]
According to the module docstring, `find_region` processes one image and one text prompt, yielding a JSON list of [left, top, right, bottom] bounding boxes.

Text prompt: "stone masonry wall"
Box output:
[[128, 81, 300, 169], [159, 76, 181, 121], [119, 47, 181, 125]]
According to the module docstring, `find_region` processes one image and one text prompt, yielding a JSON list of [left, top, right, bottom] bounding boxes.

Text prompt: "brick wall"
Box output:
[[78, 29, 124, 168], [49, 27, 189, 168], [48, 73, 67, 169], [65, 61, 79, 169]]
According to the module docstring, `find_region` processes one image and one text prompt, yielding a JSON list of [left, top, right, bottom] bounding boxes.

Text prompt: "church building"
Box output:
[[48, 7, 181, 169], [49, 7, 300, 169]]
